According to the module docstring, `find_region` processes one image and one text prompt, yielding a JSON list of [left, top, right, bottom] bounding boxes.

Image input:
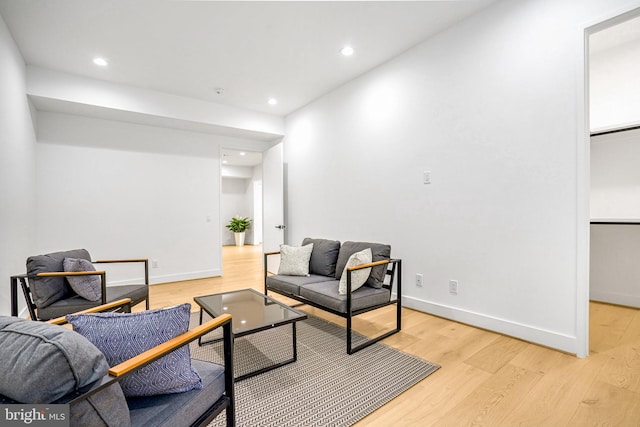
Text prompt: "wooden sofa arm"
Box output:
[[109, 313, 233, 377], [347, 259, 389, 271], [36, 271, 106, 277], [93, 258, 148, 264], [47, 298, 133, 325]]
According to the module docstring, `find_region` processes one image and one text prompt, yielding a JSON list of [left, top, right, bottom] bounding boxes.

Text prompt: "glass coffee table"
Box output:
[[194, 288, 307, 381]]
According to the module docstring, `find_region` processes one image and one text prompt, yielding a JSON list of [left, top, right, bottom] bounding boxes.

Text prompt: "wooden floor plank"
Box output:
[[147, 245, 640, 426], [568, 380, 640, 427], [433, 364, 543, 427], [598, 344, 640, 394], [465, 335, 530, 374]]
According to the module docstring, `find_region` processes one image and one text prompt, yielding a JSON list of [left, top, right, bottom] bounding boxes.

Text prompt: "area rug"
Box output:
[[189, 313, 440, 427]]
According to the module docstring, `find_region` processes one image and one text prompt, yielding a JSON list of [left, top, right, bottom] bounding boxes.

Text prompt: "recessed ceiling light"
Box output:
[[93, 57, 108, 67], [340, 46, 354, 57], [222, 159, 228, 164], [240, 152, 246, 156], [268, 98, 278, 105]]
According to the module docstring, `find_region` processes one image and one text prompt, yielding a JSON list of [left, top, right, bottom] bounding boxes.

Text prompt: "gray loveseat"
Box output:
[[264, 238, 401, 354]]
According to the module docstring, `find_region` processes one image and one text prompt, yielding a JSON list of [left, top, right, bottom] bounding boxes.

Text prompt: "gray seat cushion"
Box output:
[[36, 284, 148, 320], [27, 249, 92, 308], [266, 274, 330, 296], [299, 280, 391, 313], [335, 241, 391, 288], [302, 238, 341, 277], [128, 359, 226, 427]]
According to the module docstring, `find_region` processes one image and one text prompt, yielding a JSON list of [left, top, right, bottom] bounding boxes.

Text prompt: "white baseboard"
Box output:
[[590, 290, 640, 308], [402, 295, 580, 356], [108, 269, 222, 286]]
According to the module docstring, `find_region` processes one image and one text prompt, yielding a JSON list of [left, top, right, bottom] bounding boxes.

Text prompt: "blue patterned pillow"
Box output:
[[67, 303, 202, 397]]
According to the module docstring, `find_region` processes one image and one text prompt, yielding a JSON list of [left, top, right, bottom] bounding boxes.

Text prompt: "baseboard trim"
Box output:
[[590, 290, 640, 308], [402, 295, 579, 356]]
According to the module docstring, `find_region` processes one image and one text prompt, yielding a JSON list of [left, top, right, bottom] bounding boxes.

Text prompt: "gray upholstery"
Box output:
[[26, 249, 91, 308], [0, 316, 230, 427], [0, 316, 109, 403], [265, 239, 400, 354], [68, 384, 131, 427], [299, 280, 391, 313], [335, 241, 391, 288], [37, 284, 148, 321], [63, 257, 102, 301], [266, 274, 330, 296], [0, 316, 134, 427], [128, 359, 226, 427], [302, 238, 341, 277]]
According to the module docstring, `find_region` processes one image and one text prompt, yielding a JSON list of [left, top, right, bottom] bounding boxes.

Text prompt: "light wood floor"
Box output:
[[149, 245, 640, 426]]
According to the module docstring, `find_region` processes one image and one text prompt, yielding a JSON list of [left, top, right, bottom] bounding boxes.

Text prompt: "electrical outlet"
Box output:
[[416, 273, 423, 287], [423, 171, 431, 184], [449, 280, 458, 294], [152, 260, 159, 269]]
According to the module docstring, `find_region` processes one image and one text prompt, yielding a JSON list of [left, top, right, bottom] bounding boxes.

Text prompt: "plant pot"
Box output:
[[234, 232, 246, 247]]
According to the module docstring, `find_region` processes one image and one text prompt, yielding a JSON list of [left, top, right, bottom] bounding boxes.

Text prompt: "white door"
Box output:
[[262, 142, 284, 273]]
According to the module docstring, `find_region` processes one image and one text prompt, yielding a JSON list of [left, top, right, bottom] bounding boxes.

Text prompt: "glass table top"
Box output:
[[194, 288, 307, 334]]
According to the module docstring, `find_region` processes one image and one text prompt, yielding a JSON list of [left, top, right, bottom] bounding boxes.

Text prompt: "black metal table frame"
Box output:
[[195, 289, 307, 382]]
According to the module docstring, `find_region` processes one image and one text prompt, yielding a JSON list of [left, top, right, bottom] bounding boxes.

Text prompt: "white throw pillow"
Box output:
[[277, 243, 314, 276], [338, 248, 372, 295]]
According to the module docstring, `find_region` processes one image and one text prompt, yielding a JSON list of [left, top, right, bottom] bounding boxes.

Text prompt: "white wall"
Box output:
[[591, 223, 640, 307], [591, 129, 640, 219], [35, 112, 250, 284], [590, 37, 640, 131], [283, 0, 640, 356], [0, 15, 37, 316]]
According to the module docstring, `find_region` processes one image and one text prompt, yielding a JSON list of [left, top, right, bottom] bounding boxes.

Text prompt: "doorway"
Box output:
[[220, 148, 264, 246], [586, 9, 640, 356]]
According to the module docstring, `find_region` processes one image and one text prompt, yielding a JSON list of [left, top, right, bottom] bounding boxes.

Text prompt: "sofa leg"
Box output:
[[346, 301, 402, 355], [347, 316, 353, 354], [226, 402, 235, 427]]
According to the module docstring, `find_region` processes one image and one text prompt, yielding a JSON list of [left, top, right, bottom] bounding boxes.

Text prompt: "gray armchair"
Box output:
[[10, 249, 149, 320], [0, 299, 235, 427]]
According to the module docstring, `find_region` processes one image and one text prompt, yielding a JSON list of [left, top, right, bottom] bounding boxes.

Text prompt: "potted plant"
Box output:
[[226, 215, 252, 246]]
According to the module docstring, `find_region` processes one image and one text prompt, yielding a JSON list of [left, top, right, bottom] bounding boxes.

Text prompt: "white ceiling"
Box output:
[[0, 0, 500, 117], [222, 148, 262, 167]]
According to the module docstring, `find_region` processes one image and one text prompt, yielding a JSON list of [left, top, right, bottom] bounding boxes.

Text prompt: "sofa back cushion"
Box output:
[[27, 249, 92, 308], [335, 241, 391, 288], [302, 238, 341, 277], [0, 316, 131, 426], [0, 316, 102, 400]]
